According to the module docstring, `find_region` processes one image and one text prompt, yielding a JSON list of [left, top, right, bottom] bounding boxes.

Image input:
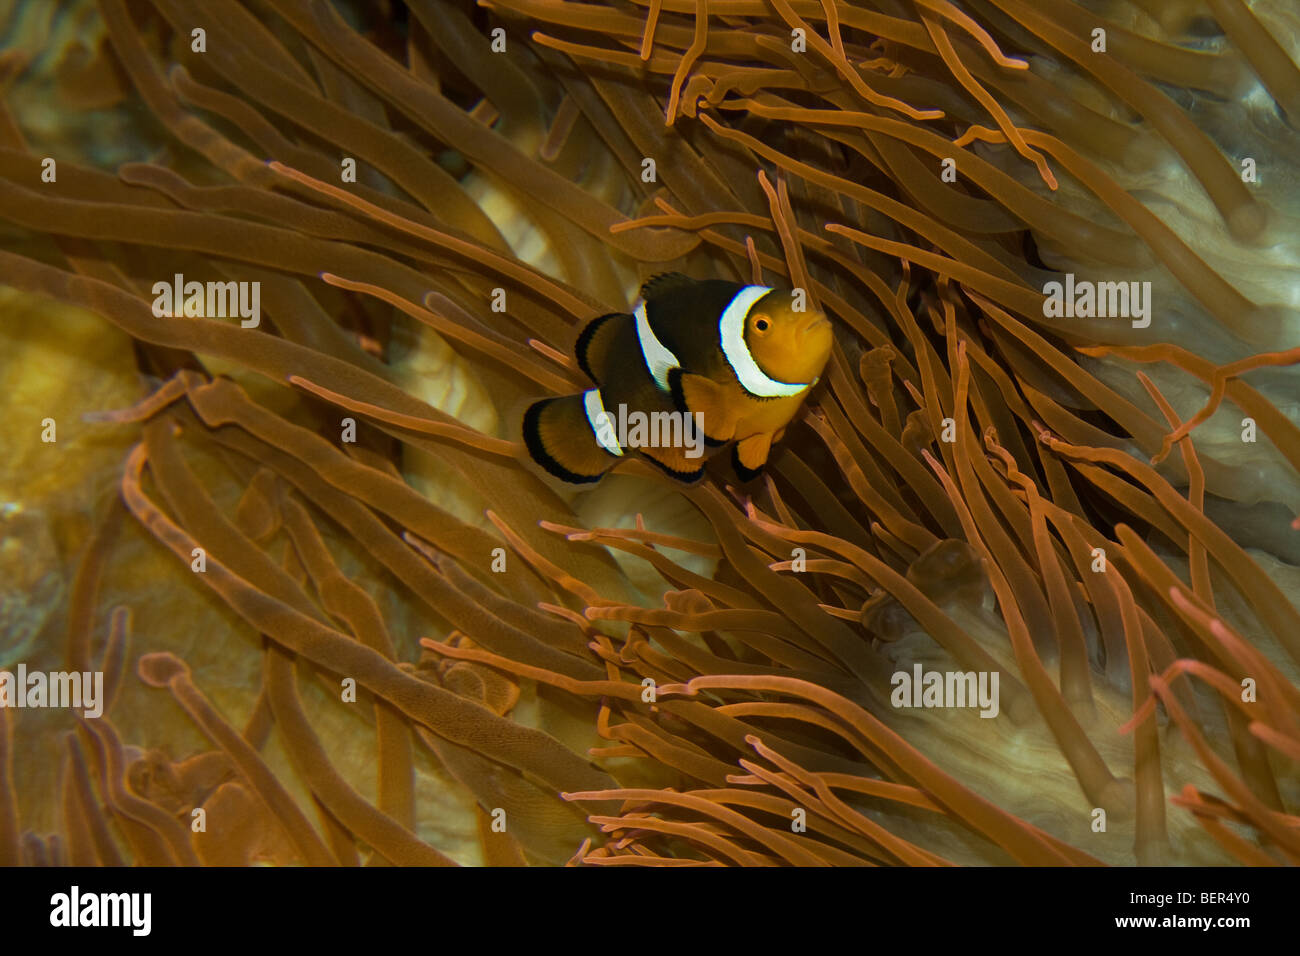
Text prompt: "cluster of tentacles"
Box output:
[[0, 0, 1298, 866]]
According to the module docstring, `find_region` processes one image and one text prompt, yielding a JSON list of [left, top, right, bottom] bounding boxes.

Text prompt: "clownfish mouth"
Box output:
[[800, 313, 831, 334]]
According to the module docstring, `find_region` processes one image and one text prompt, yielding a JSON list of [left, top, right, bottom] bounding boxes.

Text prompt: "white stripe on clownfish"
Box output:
[[634, 300, 680, 392], [582, 388, 624, 456], [718, 286, 812, 398]]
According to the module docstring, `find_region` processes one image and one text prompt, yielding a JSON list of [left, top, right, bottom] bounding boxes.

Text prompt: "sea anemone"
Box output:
[[1, 0, 1297, 867]]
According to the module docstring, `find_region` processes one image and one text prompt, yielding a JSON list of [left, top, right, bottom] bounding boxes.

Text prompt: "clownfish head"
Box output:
[[742, 290, 833, 387]]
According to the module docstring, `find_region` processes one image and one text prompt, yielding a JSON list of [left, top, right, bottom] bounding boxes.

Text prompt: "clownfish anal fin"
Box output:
[[668, 368, 738, 443], [732, 432, 773, 482], [641, 450, 706, 484], [640, 271, 695, 301], [573, 311, 623, 383]]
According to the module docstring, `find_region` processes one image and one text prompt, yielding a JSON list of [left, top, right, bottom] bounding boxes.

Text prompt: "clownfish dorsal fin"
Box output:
[[573, 311, 623, 383], [639, 271, 696, 301]]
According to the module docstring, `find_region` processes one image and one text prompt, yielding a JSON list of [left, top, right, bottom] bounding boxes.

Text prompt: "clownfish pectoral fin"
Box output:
[[668, 368, 738, 443], [732, 431, 773, 482], [522, 394, 621, 484], [573, 311, 624, 383]]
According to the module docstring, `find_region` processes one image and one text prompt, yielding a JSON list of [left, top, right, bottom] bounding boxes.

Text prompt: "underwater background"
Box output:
[[1, 0, 1299, 866]]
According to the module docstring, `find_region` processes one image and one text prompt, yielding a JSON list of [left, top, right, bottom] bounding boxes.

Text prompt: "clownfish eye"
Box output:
[[754, 316, 770, 333]]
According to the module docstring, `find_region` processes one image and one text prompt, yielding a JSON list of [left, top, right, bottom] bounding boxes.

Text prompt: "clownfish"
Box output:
[[523, 272, 833, 483]]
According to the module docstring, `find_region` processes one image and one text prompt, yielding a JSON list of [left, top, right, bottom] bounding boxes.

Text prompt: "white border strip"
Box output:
[[635, 301, 680, 392], [583, 388, 623, 456]]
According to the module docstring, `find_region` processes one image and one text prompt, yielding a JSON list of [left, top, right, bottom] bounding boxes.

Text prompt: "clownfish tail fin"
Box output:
[[522, 393, 622, 484]]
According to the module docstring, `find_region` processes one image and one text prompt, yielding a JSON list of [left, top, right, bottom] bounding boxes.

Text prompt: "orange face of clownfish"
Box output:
[[523, 273, 833, 484], [736, 290, 834, 390]]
